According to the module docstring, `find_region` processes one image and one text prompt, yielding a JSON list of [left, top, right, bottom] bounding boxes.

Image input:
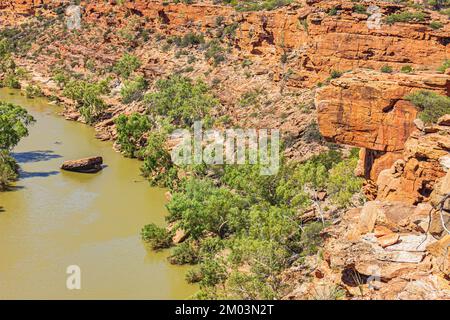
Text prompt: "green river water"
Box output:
[[0, 88, 195, 299]]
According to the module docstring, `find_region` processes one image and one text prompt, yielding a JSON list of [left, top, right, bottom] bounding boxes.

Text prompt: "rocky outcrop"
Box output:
[[61, 156, 103, 173], [316, 70, 450, 152], [376, 121, 450, 204], [286, 197, 450, 300]]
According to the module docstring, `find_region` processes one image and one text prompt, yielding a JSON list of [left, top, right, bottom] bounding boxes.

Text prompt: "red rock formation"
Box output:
[[2, 0, 449, 87], [316, 70, 450, 152]]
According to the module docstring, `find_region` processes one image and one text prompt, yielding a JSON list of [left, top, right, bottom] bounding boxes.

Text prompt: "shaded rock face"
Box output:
[[61, 157, 103, 173]]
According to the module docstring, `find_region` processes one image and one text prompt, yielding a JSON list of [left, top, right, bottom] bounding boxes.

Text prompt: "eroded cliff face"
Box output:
[[2, 0, 450, 87]]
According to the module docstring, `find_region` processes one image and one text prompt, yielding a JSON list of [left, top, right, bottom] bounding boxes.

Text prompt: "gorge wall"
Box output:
[[2, 0, 449, 87]]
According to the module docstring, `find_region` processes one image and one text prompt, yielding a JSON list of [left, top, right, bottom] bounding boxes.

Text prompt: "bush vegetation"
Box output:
[[380, 65, 393, 73], [384, 11, 426, 25], [25, 84, 44, 98], [216, 0, 292, 12], [405, 90, 450, 124], [62, 79, 109, 123], [113, 53, 141, 79], [120, 75, 148, 104], [437, 59, 450, 73], [0, 102, 34, 189], [144, 75, 217, 127], [430, 21, 444, 29], [114, 113, 152, 158]]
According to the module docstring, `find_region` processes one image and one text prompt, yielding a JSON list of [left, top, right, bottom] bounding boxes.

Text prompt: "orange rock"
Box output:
[[377, 233, 400, 248], [172, 228, 188, 244], [316, 70, 449, 153], [437, 115, 450, 126], [374, 225, 393, 238]]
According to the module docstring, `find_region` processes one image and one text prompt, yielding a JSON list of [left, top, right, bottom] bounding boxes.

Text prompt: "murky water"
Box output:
[[0, 88, 195, 299]]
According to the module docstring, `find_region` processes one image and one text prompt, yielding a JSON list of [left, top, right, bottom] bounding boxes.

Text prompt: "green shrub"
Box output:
[[167, 32, 205, 47], [62, 79, 108, 124], [327, 156, 363, 207], [328, 7, 338, 16], [25, 84, 44, 98], [352, 4, 367, 14], [168, 241, 199, 265], [120, 75, 148, 104], [384, 11, 426, 25], [113, 53, 141, 79], [166, 178, 249, 239], [405, 90, 450, 124], [330, 70, 343, 79], [2, 73, 20, 89], [232, 0, 292, 12], [204, 40, 225, 66], [144, 75, 217, 128], [440, 8, 450, 17], [185, 268, 203, 284], [0, 150, 19, 190], [52, 70, 70, 88], [400, 65, 413, 73], [115, 113, 152, 158], [239, 88, 263, 108], [140, 223, 172, 250], [380, 65, 393, 73], [437, 59, 450, 73], [141, 131, 178, 188], [430, 21, 444, 29]]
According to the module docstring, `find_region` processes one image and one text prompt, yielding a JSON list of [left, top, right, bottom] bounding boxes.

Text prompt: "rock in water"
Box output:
[[61, 157, 103, 173]]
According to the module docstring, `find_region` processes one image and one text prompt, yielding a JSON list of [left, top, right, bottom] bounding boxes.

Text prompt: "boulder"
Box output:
[[172, 228, 188, 244], [61, 157, 103, 173], [358, 201, 416, 233], [377, 233, 399, 248], [426, 234, 450, 274], [374, 225, 393, 238], [437, 115, 450, 126]]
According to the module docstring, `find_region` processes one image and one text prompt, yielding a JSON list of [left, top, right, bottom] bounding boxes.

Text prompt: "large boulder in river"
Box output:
[[61, 157, 103, 173]]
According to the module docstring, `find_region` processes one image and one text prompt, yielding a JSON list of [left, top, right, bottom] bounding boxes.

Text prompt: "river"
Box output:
[[0, 88, 196, 299]]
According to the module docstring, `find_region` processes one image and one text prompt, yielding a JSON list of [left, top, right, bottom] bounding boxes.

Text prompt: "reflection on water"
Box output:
[[0, 88, 195, 299]]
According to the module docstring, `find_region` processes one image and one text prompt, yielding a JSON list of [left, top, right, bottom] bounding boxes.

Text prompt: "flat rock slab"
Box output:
[[377, 251, 425, 264], [384, 234, 436, 252], [61, 156, 103, 173]]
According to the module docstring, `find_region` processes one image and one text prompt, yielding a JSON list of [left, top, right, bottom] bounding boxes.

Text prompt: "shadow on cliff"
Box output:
[[12, 150, 62, 164]]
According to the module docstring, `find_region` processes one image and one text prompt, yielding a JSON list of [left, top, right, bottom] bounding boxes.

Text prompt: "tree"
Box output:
[[0, 102, 35, 150], [0, 150, 18, 190], [115, 113, 152, 158], [327, 156, 363, 207], [63, 79, 108, 124], [144, 75, 217, 128], [166, 178, 248, 239], [141, 131, 178, 188], [0, 102, 34, 190]]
